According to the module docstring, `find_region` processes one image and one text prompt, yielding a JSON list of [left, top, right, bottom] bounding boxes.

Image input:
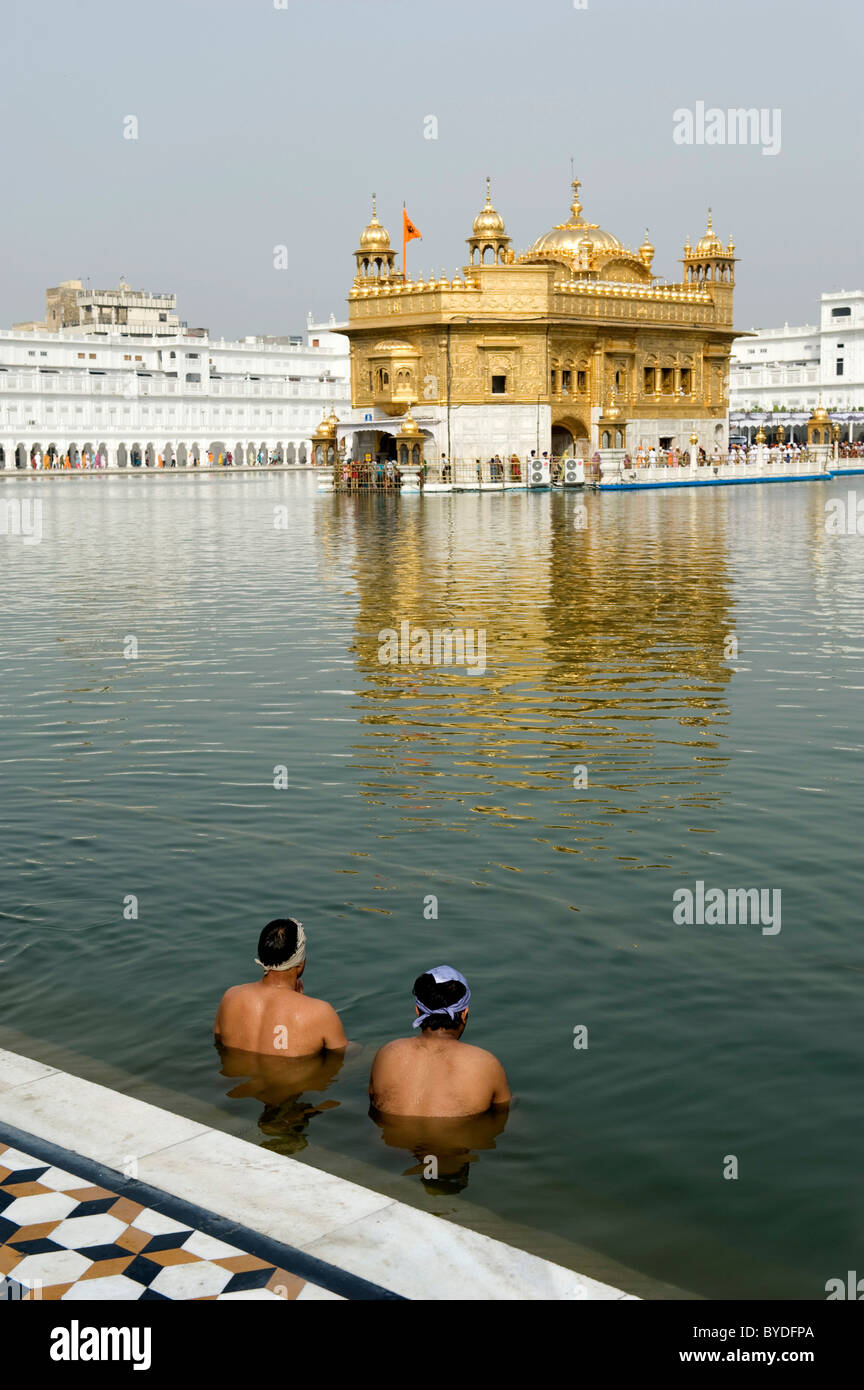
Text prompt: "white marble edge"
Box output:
[[0, 1046, 636, 1301]]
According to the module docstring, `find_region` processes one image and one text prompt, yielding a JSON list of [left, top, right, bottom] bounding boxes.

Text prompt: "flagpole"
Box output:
[[403, 201, 407, 282]]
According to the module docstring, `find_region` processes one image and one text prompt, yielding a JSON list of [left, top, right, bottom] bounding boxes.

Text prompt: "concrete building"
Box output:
[[0, 307, 350, 470], [14, 278, 188, 338], [729, 291, 864, 442]]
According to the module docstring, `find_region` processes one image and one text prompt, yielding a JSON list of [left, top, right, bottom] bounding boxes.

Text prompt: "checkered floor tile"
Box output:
[[0, 1142, 343, 1301]]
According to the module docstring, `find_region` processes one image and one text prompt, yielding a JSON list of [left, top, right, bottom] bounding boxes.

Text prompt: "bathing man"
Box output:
[[369, 966, 510, 1117], [214, 918, 347, 1057]]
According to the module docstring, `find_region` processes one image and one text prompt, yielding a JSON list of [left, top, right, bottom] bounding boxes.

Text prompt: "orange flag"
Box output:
[[403, 208, 422, 243], [403, 207, 422, 280]]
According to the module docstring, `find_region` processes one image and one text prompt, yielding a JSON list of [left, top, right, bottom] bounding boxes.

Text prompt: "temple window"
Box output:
[[661, 367, 674, 394], [643, 366, 654, 394], [680, 368, 692, 394], [550, 370, 558, 393], [491, 374, 507, 395], [614, 369, 623, 393], [562, 369, 571, 393], [576, 370, 587, 393]]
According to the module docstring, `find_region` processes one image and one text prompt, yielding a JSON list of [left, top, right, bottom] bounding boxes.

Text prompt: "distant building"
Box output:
[[0, 296, 350, 468], [729, 291, 864, 441], [14, 278, 188, 338]]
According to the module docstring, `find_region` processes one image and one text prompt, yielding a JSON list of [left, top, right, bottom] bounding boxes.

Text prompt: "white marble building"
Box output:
[[0, 313, 350, 469], [730, 291, 864, 436]]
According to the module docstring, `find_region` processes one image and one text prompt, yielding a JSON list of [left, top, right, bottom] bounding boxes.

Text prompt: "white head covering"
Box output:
[[412, 965, 471, 1029], [255, 921, 306, 972]]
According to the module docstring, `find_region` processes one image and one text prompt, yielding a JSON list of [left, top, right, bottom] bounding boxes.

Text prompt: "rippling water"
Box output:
[[1, 472, 862, 1297]]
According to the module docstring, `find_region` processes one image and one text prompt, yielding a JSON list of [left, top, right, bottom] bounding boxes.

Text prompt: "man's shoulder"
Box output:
[[372, 1036, 413, 1060], [220, 981, 257, 1002], [457, 1041, 504, 1069], [298, 992, 340, 1019]]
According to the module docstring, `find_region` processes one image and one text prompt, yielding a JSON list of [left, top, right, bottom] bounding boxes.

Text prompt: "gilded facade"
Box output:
[[337, 179, 739, 463]]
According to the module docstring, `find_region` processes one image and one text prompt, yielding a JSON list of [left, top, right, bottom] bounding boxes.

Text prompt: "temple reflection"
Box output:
[[314, 489, 735, 853]]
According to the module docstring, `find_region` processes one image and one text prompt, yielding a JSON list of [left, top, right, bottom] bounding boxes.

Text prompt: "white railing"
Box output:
[[595, 456, 830, 486]]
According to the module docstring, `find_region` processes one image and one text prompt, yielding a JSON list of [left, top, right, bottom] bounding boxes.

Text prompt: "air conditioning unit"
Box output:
[[563, 458, 584, 486], [528, 456, 550, 487]]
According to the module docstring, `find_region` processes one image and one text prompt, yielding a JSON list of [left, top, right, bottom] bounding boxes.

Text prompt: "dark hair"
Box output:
[[413, 972, 467, 1032], [257, 918, 301, 967]]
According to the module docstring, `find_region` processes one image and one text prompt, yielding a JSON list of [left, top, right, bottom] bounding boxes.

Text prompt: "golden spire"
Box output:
[[359, 194, 391, 251], [471, 178, 507, 237], [569, 178, 583, 221]]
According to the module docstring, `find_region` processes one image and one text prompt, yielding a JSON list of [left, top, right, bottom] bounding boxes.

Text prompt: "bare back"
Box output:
[[214, 981, 346, 1058], [369, 1034, 510, 1117]]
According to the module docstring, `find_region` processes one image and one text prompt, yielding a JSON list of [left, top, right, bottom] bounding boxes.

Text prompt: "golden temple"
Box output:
[[336, 178, 739, 464]]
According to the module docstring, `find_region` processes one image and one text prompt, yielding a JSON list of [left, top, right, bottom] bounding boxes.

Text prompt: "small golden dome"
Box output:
[[603, 400, 622, 421], [695, 209, 723, 256], [639, 227, 655, 263], [812, 400, 829, 423], [359, 194, 391, 251], [472, 177, 507, 237]]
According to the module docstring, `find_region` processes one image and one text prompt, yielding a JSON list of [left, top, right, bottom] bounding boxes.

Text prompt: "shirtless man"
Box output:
[[213, 918, 347, 1057], [369, 966, 510, 1117]]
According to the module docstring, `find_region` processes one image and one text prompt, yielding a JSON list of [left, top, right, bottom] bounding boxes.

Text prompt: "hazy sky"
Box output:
[[4, 0, 861, 339]]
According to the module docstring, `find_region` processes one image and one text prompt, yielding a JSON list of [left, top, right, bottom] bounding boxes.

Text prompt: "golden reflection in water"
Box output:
[[369, 1105, 510, 1195], [315, 492, 735, 847], [215, 1041, 345, 1155]]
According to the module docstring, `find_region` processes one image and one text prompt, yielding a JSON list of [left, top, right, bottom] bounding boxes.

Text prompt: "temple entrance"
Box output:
[[552, 419, 590, 459], [376, 431, 397, 463]]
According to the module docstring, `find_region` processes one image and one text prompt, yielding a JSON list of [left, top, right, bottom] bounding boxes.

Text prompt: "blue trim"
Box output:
[[595, 473, 825, 491], [0, 1118, 405, 1301]]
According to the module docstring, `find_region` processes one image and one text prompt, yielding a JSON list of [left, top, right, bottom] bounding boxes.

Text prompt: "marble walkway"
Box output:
[[0, 1046, 633, 1302]]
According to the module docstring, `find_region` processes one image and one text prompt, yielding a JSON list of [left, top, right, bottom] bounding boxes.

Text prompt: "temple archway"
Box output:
[[552, 417, 590, 458]]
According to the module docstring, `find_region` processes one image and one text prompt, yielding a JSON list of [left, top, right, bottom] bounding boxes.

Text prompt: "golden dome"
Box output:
[[399, 404, 420, 433], [526, 178, 623, 263], [359, 194, 391, 251], [639, 227, 655, 265], [695, 209, 723, 256], [811, 399, 829, 423], [472, 177, 507, 237]]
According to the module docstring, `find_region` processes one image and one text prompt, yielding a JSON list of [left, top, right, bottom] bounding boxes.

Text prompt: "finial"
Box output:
[[707, 207, 713, 231], [372, 192, 377, 217], [570, 176, 582, 220], [485, 175, 491, 205]]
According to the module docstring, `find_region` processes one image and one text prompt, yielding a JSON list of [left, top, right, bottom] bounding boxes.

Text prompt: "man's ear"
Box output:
[[415, 1005, 421, 1017]]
